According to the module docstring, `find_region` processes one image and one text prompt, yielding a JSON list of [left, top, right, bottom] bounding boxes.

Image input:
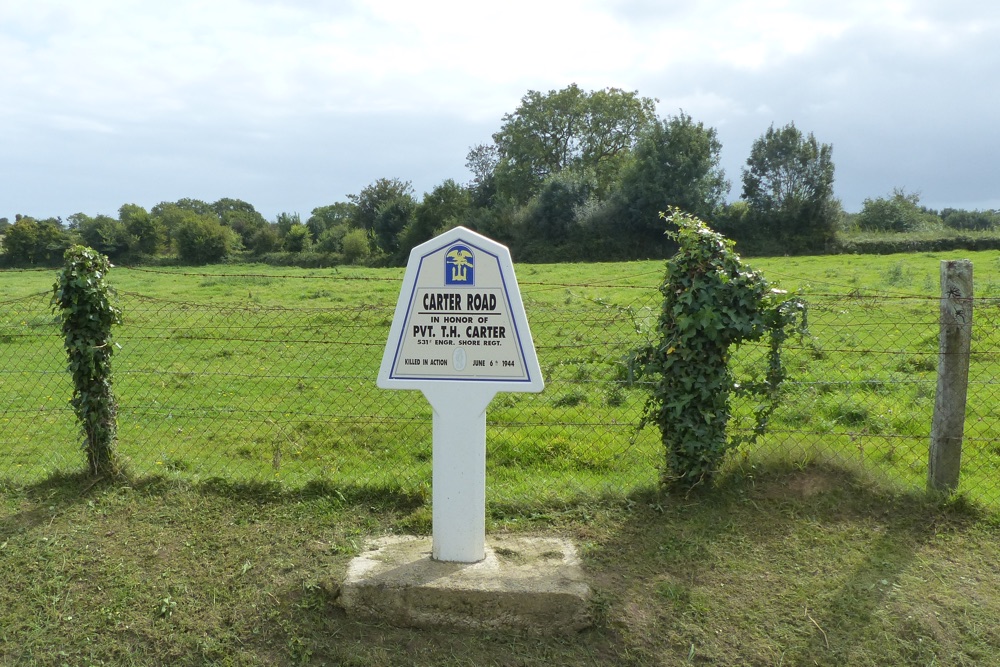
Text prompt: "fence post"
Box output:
[[928, 259, 973, 493]]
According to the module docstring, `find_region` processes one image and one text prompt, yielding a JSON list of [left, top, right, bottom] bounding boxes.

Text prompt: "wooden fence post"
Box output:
[[928, 259, 973, 493]]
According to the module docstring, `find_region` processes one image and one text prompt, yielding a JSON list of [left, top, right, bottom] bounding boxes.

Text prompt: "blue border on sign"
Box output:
[[388, 236, 534, 383]]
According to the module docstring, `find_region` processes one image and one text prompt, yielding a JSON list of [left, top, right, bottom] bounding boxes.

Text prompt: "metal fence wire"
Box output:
[[2, 275, 999, 509]]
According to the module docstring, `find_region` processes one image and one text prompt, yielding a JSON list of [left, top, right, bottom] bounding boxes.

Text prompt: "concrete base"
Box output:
[[337, 535, 592, 633]]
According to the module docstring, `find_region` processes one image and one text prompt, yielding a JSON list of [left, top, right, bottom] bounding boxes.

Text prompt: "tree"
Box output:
[[213, 198, 267, 246], [615, 112, 729, 255], [350, 179, 414, 229], [78, 215, 129, 260], [152, 199, 214, 251], [154, 198, 214, 217], [475, 84, 657, 204], [2, 216, 71, 266], [398, 179, 471, 258], [741, 123, 836, 254], [941, 207, 1000, 231], [275, 212, 302, 239], [315, 224, 350, 253], [282, 223, 312, 253], [373, 195, 415, 256], [2, 217, 42, 264], [248, 225, 282, 254], [464, 143, 500, 206], [306, 202, 356, 242], [119, 204, 163, 256], [520, 170, 595, 245], [341, 228, 371, 264], [174, 214, 241, 264], [856, 189, 938, 233], [348, 178, 416, 254]]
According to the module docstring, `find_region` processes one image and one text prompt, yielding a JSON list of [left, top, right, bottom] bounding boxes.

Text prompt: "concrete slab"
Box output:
[[337, 535, 592, 633]]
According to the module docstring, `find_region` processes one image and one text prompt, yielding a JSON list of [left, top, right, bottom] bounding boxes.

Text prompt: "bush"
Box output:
[[631, 209, 806, 489], [282, 223, 312, 253], [831, 234, 1000, 255], [51, 246, 124, 477], [248, 226, 282, 255], [942, 208, 1000, 231], [174, 216, 241, 264], [255, 251, 341, 268], [856, 190, 939, 233], [341, 228, 371, 264]]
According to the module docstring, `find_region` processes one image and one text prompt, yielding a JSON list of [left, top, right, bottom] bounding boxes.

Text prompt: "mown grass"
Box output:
[[0, 461, 997, 665]]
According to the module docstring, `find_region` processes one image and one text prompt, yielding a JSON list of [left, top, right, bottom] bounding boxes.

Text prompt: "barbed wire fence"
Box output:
[[2, 271, 998, 509]]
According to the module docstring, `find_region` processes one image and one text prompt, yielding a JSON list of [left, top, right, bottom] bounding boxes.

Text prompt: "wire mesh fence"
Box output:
[[2, 270, 999, 509]]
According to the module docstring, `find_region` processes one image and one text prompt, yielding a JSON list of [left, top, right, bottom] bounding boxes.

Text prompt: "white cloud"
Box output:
[[1, 0, 998, 219]]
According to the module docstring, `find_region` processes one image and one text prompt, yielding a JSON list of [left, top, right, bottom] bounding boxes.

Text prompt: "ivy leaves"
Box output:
[[51, 246, 124, 477], [632, 210, 806, 489]]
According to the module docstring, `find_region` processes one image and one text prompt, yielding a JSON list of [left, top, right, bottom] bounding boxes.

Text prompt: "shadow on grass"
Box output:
[[1, 467, 427, 515], [0, 458, 992, 665], [196, 476, 427, 511], [587, 459, 987, 665]]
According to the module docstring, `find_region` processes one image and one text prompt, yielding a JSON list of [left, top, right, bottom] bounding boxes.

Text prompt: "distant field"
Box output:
[[2, 249, 999, 507]]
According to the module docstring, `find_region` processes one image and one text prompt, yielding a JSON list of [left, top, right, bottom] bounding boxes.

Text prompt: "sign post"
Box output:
[[378, 227, 543, 562]]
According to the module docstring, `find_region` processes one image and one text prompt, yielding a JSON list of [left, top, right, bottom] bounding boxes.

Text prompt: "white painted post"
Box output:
[[377, 227, 544, 564], [929, 259, 973, 493], [422, 385, 496, 562]]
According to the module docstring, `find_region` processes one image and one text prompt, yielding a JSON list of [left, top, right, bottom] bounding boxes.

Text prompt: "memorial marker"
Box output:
[[378, 226, 543, 562]]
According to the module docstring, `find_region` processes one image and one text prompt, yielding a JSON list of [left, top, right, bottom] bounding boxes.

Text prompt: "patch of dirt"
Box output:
[[761, 469, 838, 500]]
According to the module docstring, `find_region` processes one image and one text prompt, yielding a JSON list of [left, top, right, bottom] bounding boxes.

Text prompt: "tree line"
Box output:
[[2, 83, 998, 268]]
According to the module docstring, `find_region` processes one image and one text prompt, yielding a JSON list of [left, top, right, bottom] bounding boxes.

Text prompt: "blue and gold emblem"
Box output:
[[445, 244, 474, 285]]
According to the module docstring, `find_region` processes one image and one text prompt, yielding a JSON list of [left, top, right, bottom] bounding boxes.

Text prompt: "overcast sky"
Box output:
[[3, 0, 997, 222]]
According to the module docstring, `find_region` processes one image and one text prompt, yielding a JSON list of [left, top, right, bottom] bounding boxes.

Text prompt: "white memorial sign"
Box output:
[[378, 227, 543, 562]]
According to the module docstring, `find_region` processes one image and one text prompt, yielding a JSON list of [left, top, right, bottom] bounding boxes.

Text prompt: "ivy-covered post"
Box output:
[[631, 210, 806, 489], [51, 246, 124, 478]]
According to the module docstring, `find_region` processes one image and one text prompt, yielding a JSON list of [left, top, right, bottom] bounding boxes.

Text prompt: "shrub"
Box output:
[[631, 209, 806, 489], [51, 246, 124, 477], [248, 225, 282, 254], [282, 223, 312, 253], [341, 228, 371, 264], [174, 215, 241, 264]]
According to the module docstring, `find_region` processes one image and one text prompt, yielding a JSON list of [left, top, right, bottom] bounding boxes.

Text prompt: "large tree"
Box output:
[[306, 202, 356, 242], [348, 178, 416, 254], [471, 84, 656, 204], [741, 122, 836, 254], [1, 216, 70, 266], [521, 170, 595, 246], [615, 112, 729, 255], [77, 214, 128, 259], [212, 198, 267, 246], [173, 213, 241, 264], [397, 179, 471, 257], [119, 203, 164, 256]]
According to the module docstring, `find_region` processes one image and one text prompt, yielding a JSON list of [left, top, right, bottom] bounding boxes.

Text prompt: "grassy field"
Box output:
[[2, 250, 1000, 664], [3, 250, 1000, 506]]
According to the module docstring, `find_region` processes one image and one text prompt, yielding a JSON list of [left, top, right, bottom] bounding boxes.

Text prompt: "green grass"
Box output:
[[0, 462, 997, 665], [2, 252, 1000, 509], [2, 253, 1000, 663]]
